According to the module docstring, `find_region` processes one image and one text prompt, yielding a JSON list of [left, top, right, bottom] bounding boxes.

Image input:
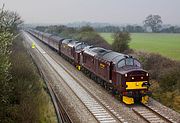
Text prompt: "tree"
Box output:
[[0, 4, 22, 122], [144, 14, 163, 32], [112, 32, 131, 52], [0, 4, 23, 33], [0, 4, 23, 83]]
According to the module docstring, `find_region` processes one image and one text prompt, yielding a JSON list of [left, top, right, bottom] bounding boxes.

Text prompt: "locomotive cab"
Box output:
[[116, 57, 150, 104]]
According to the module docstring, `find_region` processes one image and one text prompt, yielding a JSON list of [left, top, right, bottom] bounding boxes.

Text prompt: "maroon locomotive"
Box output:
[[81, 46, 150, 104]]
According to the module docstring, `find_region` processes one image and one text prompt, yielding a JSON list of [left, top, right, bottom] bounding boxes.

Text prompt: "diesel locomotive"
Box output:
[[27, 29, 151, 104]]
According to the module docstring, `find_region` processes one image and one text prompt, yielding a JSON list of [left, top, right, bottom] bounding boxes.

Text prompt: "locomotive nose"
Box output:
[[124, 70, 150, 90], [122, 70, 150, 104]]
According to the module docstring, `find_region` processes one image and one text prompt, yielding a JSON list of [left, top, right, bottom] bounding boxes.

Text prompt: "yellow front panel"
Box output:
[[126, 81, 147, 90]]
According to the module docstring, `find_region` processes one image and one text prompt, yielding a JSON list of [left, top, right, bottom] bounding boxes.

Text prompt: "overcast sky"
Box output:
[[1, 0, 180, 25]]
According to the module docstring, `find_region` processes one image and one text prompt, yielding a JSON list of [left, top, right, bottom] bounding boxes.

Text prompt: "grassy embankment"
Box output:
[[9, 35, 57, 123], [100, 33, 180, 61]]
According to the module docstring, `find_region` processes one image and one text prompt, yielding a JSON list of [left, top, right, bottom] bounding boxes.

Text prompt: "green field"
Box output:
[[100, 33, 180, 60]]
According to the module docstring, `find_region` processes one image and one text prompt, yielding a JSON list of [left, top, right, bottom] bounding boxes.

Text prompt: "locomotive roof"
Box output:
[[75, 42, 84, 47], [68, 40, 80, 47], [102, 51, 128, 63], [62, 39, 73, 44], [49, 35, 64, 42], [83, 46, 126, 63], [74, 42, 88, 51], [84, 46, 110, 56]]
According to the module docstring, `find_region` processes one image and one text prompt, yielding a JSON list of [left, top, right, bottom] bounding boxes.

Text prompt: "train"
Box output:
[[27, 29, 151, 104]]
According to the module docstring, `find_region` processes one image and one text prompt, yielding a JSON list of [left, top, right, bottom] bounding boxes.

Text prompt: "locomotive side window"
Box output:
[[134, 59, 141, 67], [117, 60, 125, 68]]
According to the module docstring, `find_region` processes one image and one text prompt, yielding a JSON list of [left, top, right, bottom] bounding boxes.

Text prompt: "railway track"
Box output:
[[51, 85, 73, 123], [132, 104, 177, 123], [24, 32, 128, 123], [42, 73, 73, 123]]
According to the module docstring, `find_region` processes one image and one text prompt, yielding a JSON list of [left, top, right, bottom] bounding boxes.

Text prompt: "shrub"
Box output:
[[173, 94, 180, 112], [159, 65, 180, 91], [112, 32, 131, 53]]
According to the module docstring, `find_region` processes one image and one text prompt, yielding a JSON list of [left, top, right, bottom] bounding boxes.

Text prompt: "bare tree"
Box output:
[[0, 4, 23, 33]]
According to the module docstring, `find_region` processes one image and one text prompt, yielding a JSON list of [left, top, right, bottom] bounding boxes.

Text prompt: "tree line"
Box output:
[[94, 15, 180, 33]]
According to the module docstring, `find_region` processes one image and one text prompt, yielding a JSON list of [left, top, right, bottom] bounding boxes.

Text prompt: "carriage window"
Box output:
[[126, 58, 133, 66], [134, 60, 141, 67], [117, 60, 125, 68]]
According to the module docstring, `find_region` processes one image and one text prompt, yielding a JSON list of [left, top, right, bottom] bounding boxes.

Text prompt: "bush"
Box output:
[[112, 32, 131, 53], [159, 65, 180, 91], [173, 94, 180, 112]]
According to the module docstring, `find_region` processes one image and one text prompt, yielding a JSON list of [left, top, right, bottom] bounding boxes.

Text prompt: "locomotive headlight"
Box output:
[[132, 77, 134, 80], [125, 74, 128, 77], [146, 73, 149, 76]]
